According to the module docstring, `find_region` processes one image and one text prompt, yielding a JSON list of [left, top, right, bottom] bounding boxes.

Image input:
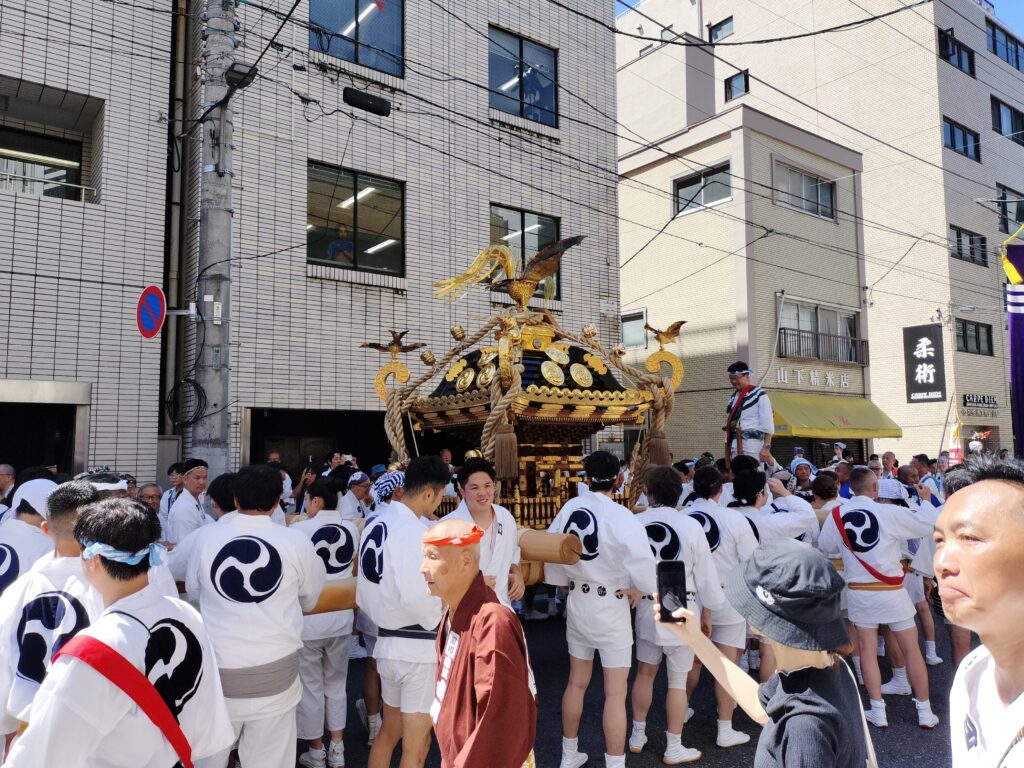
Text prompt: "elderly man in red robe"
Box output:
[[421, 518, 537, 768]]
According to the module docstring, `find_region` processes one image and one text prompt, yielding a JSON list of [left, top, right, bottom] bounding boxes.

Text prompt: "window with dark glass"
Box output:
[[308, 0, 404, 77], [775, 163, 836, 219], [955, 318, 993, 356], [725, 70, 749, 101], [943, 118, 981, 161], [992, 96, 1024, 145], [674, 164, 731, 214], [307, 162, 404, 275], [938, 28, 975, 76], [489, 205, 560, 297], [999, 184, 1024, 233], [949, 225, 987, 266], [778, 300, 863, 364], [488, 27, 557, 127], [987, 19, 1024, 73], [0, 127, 82, 201], [709, 17, 734, 43], [622, 311, 647, 348]]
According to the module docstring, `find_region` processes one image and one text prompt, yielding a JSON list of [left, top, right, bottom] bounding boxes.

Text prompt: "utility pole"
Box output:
[[192, 0, 237, 478]]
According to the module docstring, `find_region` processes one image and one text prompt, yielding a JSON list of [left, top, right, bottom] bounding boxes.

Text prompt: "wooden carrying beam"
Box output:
[[306, 577, 357, 614], [517, 527, 581, 565]]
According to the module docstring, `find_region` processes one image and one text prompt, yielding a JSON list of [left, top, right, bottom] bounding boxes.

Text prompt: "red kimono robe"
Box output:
[[432, 572, 537, 768]]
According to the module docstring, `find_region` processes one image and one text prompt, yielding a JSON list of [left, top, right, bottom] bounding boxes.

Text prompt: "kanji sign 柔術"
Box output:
[[903, 324, 946, 403]]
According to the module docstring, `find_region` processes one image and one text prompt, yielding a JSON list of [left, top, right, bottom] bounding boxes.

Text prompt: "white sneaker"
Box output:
[[925, 651, 944, 666], [327, 740, 345, 768], [747, 650, 761, 671], [560, 752, 588, 768], [915, 700, 940, 729], [349, 635, 367, 660], [716, 727, 750, 748], [662, 745, 701, 765], [356, 698, 368, 731], [865, 706, 888, 729], [628, 728, 647, 754], [738, 653, 749, 672], [298, 747, 326, 768], [525, 609, 550, 621], [368, 714, 381, 745], [684, 707, 694, 723], [877, 637, 886, 656], [880, 678, 912, 696]]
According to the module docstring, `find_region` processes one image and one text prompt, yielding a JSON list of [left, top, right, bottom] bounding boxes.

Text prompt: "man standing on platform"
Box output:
[[723, 361, 773, 468]]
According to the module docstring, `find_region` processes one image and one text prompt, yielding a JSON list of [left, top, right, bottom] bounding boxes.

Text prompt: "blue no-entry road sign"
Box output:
[[137, 286, 167, 339]]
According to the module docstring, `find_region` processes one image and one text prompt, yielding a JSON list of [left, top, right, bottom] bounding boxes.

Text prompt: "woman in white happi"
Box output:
[[684, 465, 758, 748], [630, 466, 725, 766], [7, 498, 233, 767]]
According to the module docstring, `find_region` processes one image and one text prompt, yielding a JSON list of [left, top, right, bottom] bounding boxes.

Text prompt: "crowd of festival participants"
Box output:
[[0, 422, 1020, 766]]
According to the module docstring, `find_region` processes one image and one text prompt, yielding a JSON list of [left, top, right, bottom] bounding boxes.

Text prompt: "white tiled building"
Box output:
[[617, 0, 1023, 460], [177, 0, 621, 470], [0, 0, 172, 477]]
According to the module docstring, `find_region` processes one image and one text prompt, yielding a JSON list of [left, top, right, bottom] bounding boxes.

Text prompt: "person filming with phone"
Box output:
[[655, 539, 872, 768]]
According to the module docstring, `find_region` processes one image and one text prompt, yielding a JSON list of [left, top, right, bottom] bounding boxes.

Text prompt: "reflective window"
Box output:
[[998, 184, 1024, 234], [710, 17, 734, 43], [307, 162, 404, 275], [674, 164, 731, 214], [956, 319, 993, 356], [489, 205, 559, 297], [942, 117, 981, 161], [488, 27, 558, 127], [0, 127, 82, 201], [949, 225, 988, 266], [622, 311, 647, 348], [938, 29, 975, 76], [992, 96, 1024, 145], [309, 0, 403, 77], [987, 20, 1024, 73], [724, 70, 749, 101], [775, 163, 836, 219]]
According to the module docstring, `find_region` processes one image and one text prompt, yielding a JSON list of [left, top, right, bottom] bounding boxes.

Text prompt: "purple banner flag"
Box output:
[[1006, 244, 1024, 285], [1010, 283, 1024, 458]]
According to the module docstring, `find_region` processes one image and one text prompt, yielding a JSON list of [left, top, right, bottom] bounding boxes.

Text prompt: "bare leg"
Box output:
[[666, 686, 688, 737], [562, 656, 594, 739], [916, 600, 937, 644], [685, 660, 702, 701], [368, 703, 401, 768], [857, 626, 882, 701], [397, 713, 433, 768], [712, 642, 743, 720], [893, 626, 929, 701], [882, 625, 905, 669], [603, 666, 630, 757], [631, 662, 658, 724], [364, 657, 382, 717]]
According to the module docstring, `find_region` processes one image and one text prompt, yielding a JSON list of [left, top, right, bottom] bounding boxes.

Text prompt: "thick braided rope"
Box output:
[[481, 362, 524, 460], [384, 388, 409, 463]]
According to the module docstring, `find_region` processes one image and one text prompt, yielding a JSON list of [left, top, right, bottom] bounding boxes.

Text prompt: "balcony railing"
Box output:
[[0, 171, 92, 202], [777, 327, 868, 366]]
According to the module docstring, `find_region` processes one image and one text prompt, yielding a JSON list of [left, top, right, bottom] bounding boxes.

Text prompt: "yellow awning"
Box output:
[[771, 391, 903, 440]]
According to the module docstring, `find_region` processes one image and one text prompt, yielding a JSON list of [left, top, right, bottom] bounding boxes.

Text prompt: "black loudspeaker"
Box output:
[[343, 87, 392, 117]]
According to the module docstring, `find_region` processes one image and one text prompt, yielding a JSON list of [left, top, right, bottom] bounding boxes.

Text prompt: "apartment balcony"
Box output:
[[777, 327, 869, 366]]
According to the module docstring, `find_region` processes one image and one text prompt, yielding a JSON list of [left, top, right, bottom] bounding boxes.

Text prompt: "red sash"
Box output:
[[725, 385, 753, 442], [54, 636, 194, 768], [830, 507, 905, 586]]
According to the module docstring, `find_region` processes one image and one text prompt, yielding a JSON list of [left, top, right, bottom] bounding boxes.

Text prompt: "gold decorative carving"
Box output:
[[569, 363, 593, 388], [644, 349, 685, 390], [540, 360, 566, 386], [374, 360, 411, 402]]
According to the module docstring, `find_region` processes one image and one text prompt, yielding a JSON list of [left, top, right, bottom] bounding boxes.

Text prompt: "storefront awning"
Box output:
[[772, 392, 903, 440]]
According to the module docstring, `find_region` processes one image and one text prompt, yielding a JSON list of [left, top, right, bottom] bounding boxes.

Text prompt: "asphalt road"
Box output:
[[336, 599, 957, 767]]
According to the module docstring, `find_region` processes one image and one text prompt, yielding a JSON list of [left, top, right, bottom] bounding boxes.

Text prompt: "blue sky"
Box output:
[[615, 1, 1024, 33]]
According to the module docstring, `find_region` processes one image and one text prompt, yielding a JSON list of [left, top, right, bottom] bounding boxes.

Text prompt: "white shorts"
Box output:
[[847, 587, 916, 629], [635, 638, 694, 688], [904, 573, 925, 605], [377, 659, 435, 714], [567, 641, 633, 669], [711, 620, 747, 650]]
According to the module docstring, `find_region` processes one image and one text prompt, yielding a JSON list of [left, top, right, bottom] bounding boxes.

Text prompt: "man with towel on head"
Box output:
[[422, 518, 537, 768], [166, 458, 210, 544], [0, 478, 54, 593], [723, 362, 773, 469]]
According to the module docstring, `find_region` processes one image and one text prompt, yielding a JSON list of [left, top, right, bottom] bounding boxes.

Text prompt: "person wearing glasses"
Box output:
[[340, 471, 375, 521]]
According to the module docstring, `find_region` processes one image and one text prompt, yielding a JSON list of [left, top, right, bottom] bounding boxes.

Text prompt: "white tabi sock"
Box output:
[[914, 698, 935, 715], [562, 737, 579, 756], [604, 753, 626, 768], [925, 640, 937, 656], [870, 699, 886, 711], [717, 719, 734, 733], [632, 719, 645, 733], [665, 732, 682, 750], [891, 666, 908, 684]]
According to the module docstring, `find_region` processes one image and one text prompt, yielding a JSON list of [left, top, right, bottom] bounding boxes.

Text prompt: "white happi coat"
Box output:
[[185, 512, 325, 716], [685, 497, 758, 627], [447, 500, 521, 606], [818, 495, 934, 625], [0, 556, 104, 730], [949, 644, 1024, 768], [291, 511, 358, 641], [6, 583, 234, 767], [166, 488, 208, 545], [735, 495, 818, 546], [356, 501, 442, 664], [634, 505, 725, 649], [339, 490, 374, 522], [165, 511, 239, 585], [545, 490, 656, 651], [0, 519, 52, 594]]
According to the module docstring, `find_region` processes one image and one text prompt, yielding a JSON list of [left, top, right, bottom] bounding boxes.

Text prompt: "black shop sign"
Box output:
[[903, 324, 947, 404]]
